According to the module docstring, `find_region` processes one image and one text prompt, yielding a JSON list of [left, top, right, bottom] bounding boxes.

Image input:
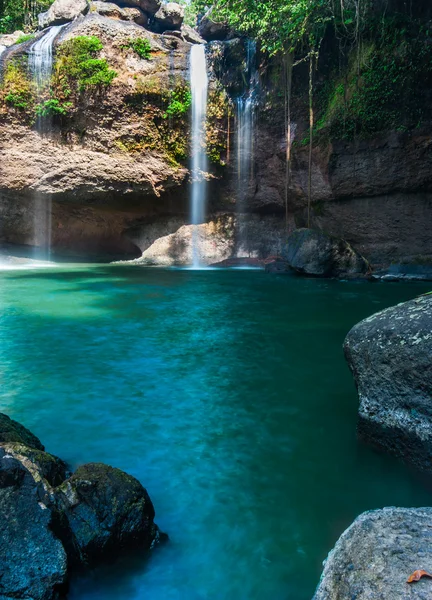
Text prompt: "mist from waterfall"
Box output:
[[236, 40, 258, 256], [29, 24, 67, 259], [189, 44, 209, 268]]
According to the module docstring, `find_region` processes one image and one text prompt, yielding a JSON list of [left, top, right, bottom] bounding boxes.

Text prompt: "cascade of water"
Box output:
[[0, 46, 6, 58], [236, 40, 258, 256], [29, 24, 67, 259], [29, 24, 67, 93], [189, 44, 209, 268]]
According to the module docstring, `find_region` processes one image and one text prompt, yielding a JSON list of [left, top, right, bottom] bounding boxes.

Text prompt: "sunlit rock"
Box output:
[[344, 293, 432, 471]]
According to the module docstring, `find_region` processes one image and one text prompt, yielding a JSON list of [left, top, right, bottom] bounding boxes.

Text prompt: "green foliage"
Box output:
[[315, 16, 432, 140], [124, 37, 152, 59], [165, 86, 192, 118], [35, 98, 73, 117], [15, 33, 35, 44], [54, 36, 117, 92], [1, 58, 33, 111], [0, 0, 55, 33]]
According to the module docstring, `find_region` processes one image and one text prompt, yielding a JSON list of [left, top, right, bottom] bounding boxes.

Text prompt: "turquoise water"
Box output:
[[0, 266, 431, 600]]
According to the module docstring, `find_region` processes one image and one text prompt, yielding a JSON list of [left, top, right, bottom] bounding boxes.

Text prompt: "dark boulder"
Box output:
[[314, 507, 432, 600], [198, 9, 234, 42], [0, 412, 44, 450], [54, 463, 161, 566], [0, 444, 68, 600], [264, 258, 293, 274], [285, 228, 369, 277], [344, 294, 432, 471]]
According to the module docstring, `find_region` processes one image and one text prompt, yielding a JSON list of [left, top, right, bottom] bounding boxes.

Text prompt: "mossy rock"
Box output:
[[0, 412, 44, 451]]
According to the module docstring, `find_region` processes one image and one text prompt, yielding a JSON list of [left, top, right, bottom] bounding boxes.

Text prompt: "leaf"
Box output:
[[407, 570, 432, 583]]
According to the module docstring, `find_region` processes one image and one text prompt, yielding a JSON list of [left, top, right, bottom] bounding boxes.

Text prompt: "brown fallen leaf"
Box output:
[[407, 570, 432, 583]]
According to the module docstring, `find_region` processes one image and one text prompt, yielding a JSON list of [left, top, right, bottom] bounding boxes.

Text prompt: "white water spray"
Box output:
[[0, 45, 6, 59], [29, 24, 67, 93], [29, 24, 67, 259], [189, 44, 209, 268], [236, 40, 258, 256]]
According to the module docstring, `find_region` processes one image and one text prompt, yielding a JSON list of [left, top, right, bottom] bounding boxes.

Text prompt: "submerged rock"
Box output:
[[285, 228, 369, 277], [314, 507, 432, 600], [55, 463, 160, 566], [39, 0, 90, 28], [0, 412, 45, 450], [344, 294, 432, 471]]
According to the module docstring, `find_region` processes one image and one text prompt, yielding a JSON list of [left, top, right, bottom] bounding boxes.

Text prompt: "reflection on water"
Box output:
[[0, 266, 430, 599]]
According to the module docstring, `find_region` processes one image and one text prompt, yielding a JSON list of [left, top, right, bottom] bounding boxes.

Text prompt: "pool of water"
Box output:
[[0, 266, 431, 599]]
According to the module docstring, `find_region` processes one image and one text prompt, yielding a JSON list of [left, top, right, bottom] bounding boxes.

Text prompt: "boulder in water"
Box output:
[[53, 463, 161, 566], [0, 412, 45, 450], [39, 0, 90, 29], [344, 293, 432, 471], [285, 228, 369, 277], [151, 2, 184, 32], [314, 507, 432, 600], [0, 444, 69, 600], [0, 414, 164, 597]]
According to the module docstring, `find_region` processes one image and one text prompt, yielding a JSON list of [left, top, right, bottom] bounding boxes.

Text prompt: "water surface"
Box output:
[[0, 266, 430, 599]]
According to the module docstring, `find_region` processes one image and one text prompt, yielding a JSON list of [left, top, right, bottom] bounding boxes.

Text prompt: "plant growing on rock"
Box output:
[[1, 58, 34, 111], [124, 37, 152, 59], [165, 86, 192, 118], [54, 36, 117, 94], [35, 98, 73, 118]]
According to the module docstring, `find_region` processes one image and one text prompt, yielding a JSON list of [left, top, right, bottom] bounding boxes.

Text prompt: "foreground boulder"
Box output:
[[0, 444, 68, 600], [0, 413, 163, 599], [55, 463, 159, 566], [314, 507, 432, 599], [344, 294, 432, 471], [0, 412, 45, 450], [285, 228, 369, 277], [39, 0, 89, 28]]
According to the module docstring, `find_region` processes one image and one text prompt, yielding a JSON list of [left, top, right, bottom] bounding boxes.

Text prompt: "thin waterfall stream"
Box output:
[[28, 24, 67, 258], [236, 40, 258, 256], [189, 44, 209, 268]]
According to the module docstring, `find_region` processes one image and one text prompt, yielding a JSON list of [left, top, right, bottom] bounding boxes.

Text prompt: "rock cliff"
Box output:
[[0, 2, 431, 266]]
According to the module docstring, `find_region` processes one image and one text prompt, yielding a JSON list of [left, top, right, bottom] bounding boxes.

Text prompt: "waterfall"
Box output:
[[29, 24, 67, 259], [236, 40, 258, 256], [29, 24, 67, 93], [189, 44, 208, 268], [0, 46, 6, 58]]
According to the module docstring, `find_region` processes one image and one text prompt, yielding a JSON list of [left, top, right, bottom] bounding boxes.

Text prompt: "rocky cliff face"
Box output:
[[0, 4, 431, 266]]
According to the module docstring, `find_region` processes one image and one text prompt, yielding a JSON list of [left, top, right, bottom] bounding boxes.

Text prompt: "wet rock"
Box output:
[[264, 258, 293, 274], [314, 507, 432, 600], [0, 412, 45, 450], [344, 294, 432, 471], [54, 463, 160, 566], [285, 228, 369, 277], [151, 2, 184, 32], [0, 444, 68, 600], [198, 9, 234, 41], [91, 1, 148, 26]]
